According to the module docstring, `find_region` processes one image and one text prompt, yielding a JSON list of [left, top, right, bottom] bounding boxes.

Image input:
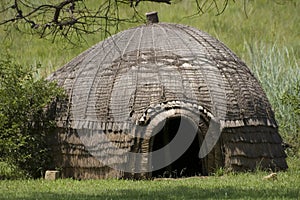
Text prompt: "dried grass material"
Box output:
[[222, 126, 287, 171], [48, 23, 276, 129], [47, 22, 287, 179]]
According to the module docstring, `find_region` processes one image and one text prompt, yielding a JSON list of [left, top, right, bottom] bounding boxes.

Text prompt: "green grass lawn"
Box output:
[[1, 158, 299, 200]]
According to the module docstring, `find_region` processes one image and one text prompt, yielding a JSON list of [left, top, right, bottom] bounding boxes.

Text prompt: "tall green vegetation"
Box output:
[[245, 43, 300, 156], [0, 54, 64, 178]]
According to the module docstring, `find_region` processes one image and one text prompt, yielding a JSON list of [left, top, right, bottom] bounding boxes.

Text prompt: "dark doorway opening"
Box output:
[[151, 116, 206, 178]]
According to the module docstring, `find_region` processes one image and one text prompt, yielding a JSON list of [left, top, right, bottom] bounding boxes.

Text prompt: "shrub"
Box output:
[[0, 54, 64, 178], [281, 81, 300, 156], [0, 161, 26, 180]]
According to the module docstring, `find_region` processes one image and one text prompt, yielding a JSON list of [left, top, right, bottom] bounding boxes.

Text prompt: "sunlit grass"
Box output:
[[0, 157, 299, 200]]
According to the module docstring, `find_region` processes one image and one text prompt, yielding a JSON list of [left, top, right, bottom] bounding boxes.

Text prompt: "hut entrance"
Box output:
[[151, 116, 206, 178]]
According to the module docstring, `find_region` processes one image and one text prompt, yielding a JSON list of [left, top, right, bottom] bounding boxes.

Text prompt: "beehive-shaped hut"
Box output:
[[47, 13, 287, 179]]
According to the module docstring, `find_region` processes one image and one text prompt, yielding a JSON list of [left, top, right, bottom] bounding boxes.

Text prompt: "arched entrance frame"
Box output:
[[134, 101, 222, 178]]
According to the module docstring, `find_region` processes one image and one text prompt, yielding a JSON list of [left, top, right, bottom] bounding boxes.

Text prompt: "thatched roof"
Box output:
[[48, 23, 277, 130]]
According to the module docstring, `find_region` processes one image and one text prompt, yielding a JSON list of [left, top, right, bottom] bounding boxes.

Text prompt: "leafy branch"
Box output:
[[0, 0, 233, 41]]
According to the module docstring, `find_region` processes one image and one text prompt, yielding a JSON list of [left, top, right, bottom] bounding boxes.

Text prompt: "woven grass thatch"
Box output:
[[47, 19, 287, 179]]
